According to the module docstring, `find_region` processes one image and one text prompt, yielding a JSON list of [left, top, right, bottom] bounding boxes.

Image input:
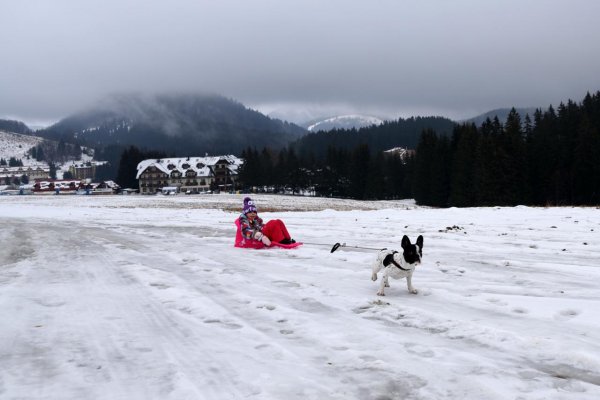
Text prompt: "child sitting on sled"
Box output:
[[238, 197, 296, 247]]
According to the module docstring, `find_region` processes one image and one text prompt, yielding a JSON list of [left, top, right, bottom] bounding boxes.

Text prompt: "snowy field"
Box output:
[[1, 194, 599, 399]]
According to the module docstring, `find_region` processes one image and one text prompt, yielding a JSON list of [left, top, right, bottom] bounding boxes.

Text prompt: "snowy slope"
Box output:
[[306, 115, 384, 132], [0, 130, 45, 166], [1, 194, 599, 399]]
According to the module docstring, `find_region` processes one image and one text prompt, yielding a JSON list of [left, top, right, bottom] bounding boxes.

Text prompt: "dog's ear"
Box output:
[[417, 235, 423, 249], [401, 235, 411, 249]]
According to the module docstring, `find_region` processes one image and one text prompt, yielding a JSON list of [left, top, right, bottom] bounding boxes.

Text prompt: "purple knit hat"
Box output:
[[243, 197, 257, 214]]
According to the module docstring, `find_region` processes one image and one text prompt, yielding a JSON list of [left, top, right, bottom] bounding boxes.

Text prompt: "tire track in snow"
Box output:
[[83, 226, 259, 399]]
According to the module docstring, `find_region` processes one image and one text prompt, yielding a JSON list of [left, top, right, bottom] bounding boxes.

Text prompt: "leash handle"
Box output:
[[330, 242, 344, 253]]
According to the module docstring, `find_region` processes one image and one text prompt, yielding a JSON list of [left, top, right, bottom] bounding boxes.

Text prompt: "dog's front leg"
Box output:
[[371, 258, 382, 282], [406, 272, 418, 294], [371, 271, 378, 281], [377, 271, 388, 296]]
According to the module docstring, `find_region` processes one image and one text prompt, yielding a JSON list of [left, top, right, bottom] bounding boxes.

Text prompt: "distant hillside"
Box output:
[[36, 93, 308, 156], [292, 116, 455, 159], [461, 107, 539, 127], [0, 119, 32, 135], [0, 130, 46, 167], [303, 115, 384, 132]]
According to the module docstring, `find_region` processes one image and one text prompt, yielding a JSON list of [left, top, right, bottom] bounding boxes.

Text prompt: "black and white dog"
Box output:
[[371, 235, 424, 296]]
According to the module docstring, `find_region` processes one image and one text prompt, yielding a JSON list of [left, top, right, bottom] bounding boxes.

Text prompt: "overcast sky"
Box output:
[[1, 0, 600, 126]]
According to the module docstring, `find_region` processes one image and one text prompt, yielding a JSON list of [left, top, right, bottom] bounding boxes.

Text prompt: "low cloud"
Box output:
[[1, 0, 599, 125]]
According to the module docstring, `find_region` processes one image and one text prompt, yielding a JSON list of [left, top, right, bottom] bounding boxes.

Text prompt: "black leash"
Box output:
[[329, 242, 384, 253], [293, 241, 386, 254]]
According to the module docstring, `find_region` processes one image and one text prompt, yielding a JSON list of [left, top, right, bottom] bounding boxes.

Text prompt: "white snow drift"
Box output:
[[1, 194, 599, 399]]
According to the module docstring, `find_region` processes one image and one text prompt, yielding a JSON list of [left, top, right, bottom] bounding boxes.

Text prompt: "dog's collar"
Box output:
[[390, 251, 413, 271]]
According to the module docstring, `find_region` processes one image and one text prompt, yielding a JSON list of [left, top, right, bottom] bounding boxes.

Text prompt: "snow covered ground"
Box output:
[[0, 130, 96, 179], [1, 194, 599, 399], [0, 130, 45, 167]]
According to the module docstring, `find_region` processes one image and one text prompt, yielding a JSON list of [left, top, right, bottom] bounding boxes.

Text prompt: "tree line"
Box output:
[[236, 116, 453, 199], [237, 91, 600, 207], [293, 116, 454, 160], [0, 157, 24, 167], [0, 119, 31, 134], [238, 145, 413, 200], [28, 139, 81, 163], [414, 92, 600, 207]]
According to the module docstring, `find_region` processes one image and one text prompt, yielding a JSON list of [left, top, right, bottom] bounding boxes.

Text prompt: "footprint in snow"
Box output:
[[332, 346, 348, 351], [34, 298, 66, 307], [352, 304, 373, 314], [352, 300, 391, 314], [271, 280, 301, 288], [486, 297, 508, 306], [149, 282, 170, 290], [297, 297, 333, 313], [555, 309, 580, 320], [256, 304, 276, 311], [203, 319, 243, 330]]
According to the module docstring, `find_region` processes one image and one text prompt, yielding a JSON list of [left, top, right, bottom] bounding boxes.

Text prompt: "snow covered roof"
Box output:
[[136, 155, 242, 179], [1, 165, 49, 174]]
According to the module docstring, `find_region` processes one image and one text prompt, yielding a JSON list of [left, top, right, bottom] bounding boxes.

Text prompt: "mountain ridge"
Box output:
[[34, 93, 307, 155], [460, 107, 539, 126], [5, 101, 547, 157]]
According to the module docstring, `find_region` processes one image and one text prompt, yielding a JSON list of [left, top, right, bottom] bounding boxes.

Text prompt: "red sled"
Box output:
[[234, 220, 302, 249]]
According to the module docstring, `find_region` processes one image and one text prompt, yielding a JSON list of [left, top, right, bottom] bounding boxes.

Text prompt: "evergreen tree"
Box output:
[[413, 129, 439, 205], [285, 148, 303, 194], [527, 109, 551, 204], [383, 153, 408, 199], [49, 162, 57, 179], [259, 148, 275, 188], [314, 146, 344, 197], [36, 145, 45, 161], [238, 147, 261, 189], [8, 157, 23, 167], [365, 151, 385, 199], [348, 144, 370, 200], [429, 135, 451, 207], [272, 148, 288, 192], [449, 123, 478, 207], [572, 115, 600, 204], [501, 108, 528, 205], [472, 122, 498, 206]]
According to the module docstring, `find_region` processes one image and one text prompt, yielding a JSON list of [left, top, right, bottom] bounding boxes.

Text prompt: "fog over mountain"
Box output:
[[35, 93, 307, 155]]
